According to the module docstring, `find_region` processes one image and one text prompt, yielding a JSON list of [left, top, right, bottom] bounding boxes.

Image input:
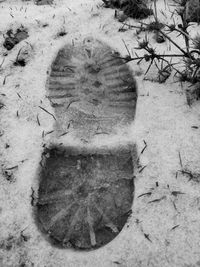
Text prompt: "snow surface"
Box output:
[[1, 0, 200, 266]]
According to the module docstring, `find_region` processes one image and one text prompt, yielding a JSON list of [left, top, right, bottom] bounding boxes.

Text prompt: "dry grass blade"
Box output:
[[39, 106, 56, 121]]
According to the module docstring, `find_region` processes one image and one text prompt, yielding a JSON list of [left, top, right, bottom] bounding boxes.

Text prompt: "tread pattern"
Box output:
[[47, 37, 137, 138]]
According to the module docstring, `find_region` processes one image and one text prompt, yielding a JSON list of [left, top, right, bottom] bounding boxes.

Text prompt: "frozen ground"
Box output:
[[1, 0, 200, 266]]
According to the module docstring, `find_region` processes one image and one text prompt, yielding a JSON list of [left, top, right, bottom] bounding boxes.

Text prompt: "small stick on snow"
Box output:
[[141, 140, 147, 154], [37, 114, 40, 126], [139, 165, 147, 173], [39, 106, 56, 121], [178, 151, 183, 169], [17, 93, 22, 99]]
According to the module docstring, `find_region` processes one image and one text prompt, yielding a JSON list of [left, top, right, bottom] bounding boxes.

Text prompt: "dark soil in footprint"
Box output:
[[3, 28, 28, 51], [47, 37, 137, 139], [35, 145, 136, 250]]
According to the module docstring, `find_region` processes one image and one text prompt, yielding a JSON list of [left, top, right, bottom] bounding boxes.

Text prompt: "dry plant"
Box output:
[[3, 26, 28, 51], [114, 0, 200, 102], [102, 0, 153, 19]]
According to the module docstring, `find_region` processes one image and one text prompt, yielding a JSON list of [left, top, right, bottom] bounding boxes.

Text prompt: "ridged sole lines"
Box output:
[[47, 37, 137, 131]]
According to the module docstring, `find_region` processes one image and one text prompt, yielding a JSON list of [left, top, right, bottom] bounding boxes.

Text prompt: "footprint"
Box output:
[[35, 37, 138, 250], [47, 37, 137, 139], [35, 145, 136, 250]]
